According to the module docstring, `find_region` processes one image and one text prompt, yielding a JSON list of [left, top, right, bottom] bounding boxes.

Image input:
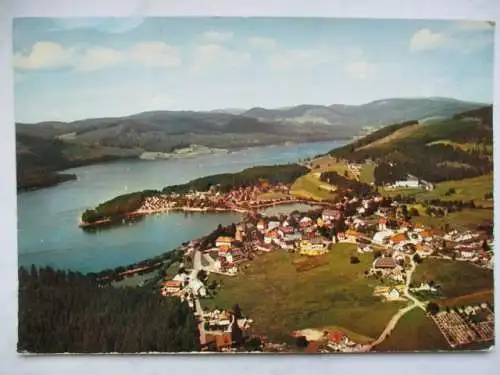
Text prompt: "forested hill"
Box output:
[[18, 266, 200, 353], [329, 106, 493, 185], [16, 97, 484, 192], [163, 164, 309, 194]]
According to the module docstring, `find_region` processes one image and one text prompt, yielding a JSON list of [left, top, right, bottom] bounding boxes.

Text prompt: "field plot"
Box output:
[[374, 309, 450, 352], [290, 172, 337, 201], [412, 259, 494, 299], [203, 244, 405, 342]]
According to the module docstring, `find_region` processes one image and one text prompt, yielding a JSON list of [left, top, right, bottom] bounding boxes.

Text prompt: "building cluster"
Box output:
[[384, 174, 434, 191], [139, 183, 293, 213], [431, 303, 494, 348], [373, 284, 406, 301], [443, 230, 494, 267], [160, 271, 207, 308], [321, 330, 367, 353], [149, 174, 493, 352]]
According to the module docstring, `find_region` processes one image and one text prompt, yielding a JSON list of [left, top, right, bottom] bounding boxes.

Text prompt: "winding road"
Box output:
[[366, 255, 426, 350]]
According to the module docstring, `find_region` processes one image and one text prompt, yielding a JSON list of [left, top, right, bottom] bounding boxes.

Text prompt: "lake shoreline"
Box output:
[[18, 138, 352, 194], [79, 198, 332, 229]]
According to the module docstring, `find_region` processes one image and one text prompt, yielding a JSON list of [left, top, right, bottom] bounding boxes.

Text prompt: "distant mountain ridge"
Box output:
[[16, 97, 486, 191], [241, 98, 487, 127]]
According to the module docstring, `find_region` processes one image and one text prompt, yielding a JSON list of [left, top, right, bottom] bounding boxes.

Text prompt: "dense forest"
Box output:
[[18, 266, 199, 353], [329, 106, 493, 185], [81, 189, 160, 223], [162, 164, 309, 194], [16, 133, 138, 191]]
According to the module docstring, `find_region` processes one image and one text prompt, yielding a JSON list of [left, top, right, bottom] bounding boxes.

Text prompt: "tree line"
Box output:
[[162, 164, 309, 194], [319, 171, 375, 198], [18, 266, 200, 353]]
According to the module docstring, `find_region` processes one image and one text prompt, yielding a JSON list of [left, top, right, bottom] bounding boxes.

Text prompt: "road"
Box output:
[[189, 247, 207, 345], [402, 255, 426, 310], [366, 255, 426, 350]]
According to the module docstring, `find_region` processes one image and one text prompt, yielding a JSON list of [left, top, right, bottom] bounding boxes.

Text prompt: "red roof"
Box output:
[[391, 233, 407, 244], [328, 330, 345, 344], [374, 257, 397, 268], [164, 280, 182, 288]]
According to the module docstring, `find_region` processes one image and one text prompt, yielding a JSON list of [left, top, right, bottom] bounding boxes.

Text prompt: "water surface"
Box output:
[[18, 140, 347, 272]]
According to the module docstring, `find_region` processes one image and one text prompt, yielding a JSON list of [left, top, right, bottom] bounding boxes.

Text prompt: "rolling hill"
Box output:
[[15, 97, 487, 191], [328, 105, 493, 185], [241, 98, 486, 127]]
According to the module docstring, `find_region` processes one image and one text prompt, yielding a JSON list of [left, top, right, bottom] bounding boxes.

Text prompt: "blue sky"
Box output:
[[13, 17, 494, 123]]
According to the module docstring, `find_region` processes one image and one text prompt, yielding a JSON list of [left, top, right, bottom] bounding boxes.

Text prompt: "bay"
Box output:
[[17, 140, 347, 272]]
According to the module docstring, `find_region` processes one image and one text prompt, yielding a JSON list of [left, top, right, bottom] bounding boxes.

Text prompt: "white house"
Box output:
[[256, 220, 266, 231], [322, 209, 341, 222], [460, 249, 476, 259], [214, 259, 222, 271], [268, 221, 280, 231], [388, 175, 420, 189], [388, 288, 400, 299], [173, 273, 188, 284], [215, 236, 233, 248], [378, 218, 387, 231], [300, 216, 313, 227], [373, 230, 394, 245], [189, 278, 207, 297]]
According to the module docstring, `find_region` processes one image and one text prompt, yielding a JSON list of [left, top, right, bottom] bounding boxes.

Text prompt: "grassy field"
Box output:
[[414, 208, 493, 230], [374, 308, 450, 352], [257, 190, 289, 201], [165, 261, 180, 278], [418, 174, 493, 205], [359, 163, 376, 184], [412, 259, 494, 299], [380, 174, 493, 207], [202, 243, 405, 342], [427, 140, 493, 154], [433, 290, 494, 308], [111, 269, 160, 288], [290, 172, 338, 201], [310, 157, 348, 174]]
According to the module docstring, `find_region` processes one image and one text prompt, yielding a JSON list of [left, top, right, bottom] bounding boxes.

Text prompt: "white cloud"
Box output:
[[268, 49, 333, 69], [127, 42, 181, 67], [410, 28, 451, 52], [345, 61, 377, 79], [200, 31, 234, 43], [14, 41, 182, 71], [191, 44, 250, 73], [248, 37, 277, 50], [76, 46, 123, 71], [456, 20, 494, 30], [50, 18, 144, 34], [13, 42, 74, 70]]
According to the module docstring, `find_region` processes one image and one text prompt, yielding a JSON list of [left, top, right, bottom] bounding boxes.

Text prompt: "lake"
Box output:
[[17, 140, 347, 272]]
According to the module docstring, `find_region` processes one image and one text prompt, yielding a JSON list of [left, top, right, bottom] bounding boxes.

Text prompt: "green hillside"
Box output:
[[329, 106, 493, 185]]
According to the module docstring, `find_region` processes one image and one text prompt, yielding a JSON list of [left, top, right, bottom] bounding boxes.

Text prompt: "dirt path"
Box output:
[[366, 255, 425, 350]]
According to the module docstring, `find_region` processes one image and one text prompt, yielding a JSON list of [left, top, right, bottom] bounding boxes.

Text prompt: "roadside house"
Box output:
[[322, 209, 341, 222], [215, 236, 234, 248], [161, 280, 183, 296], [373, 257, 397, 269]]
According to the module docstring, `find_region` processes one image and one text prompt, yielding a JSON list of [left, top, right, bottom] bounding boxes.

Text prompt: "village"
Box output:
[[152, 179, 494, 353]]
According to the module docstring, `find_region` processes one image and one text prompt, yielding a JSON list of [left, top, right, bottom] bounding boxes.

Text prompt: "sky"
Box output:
[[12, 17, 495, 123]]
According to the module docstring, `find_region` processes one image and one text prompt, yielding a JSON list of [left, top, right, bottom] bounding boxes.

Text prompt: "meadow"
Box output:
[[202, 244, 405, 343]]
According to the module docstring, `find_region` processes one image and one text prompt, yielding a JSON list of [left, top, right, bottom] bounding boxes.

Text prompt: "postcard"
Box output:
[[15, 17, 494, 354]]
